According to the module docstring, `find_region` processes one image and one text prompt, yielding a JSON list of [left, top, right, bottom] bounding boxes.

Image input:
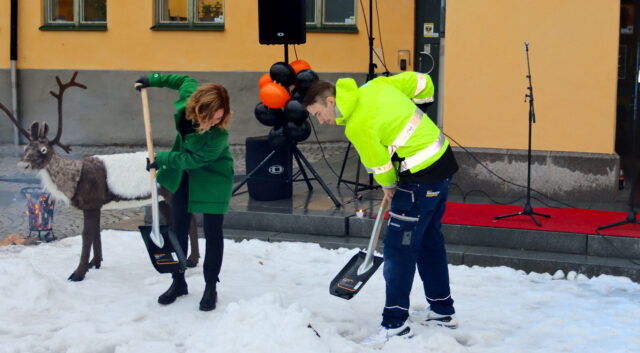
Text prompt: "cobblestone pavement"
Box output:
[[0, 142, 348, 242]]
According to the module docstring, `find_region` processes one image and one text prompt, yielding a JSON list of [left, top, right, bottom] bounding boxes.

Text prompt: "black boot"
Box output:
[[158, 272, 188, 305], [199, 283, 217, 311]]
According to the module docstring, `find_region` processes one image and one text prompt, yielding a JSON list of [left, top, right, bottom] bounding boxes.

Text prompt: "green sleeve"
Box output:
[[348, 130, 398, 188], [155, 133, 228, 171], [148, 73, 199, 102]]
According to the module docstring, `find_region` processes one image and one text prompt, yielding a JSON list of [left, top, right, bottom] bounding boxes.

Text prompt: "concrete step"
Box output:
[[147, 207, 640, 282], [222, 228, 640, 282]]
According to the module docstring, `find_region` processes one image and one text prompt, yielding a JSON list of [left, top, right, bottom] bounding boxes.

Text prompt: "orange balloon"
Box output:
[[290, 60, 311, 74], [259, 72, 273, 88], [260, 82, 291, 109]]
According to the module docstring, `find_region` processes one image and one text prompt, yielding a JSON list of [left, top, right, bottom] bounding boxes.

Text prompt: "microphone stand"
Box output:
[[494, 42, 550, 226], [597, 41, 640, 231]]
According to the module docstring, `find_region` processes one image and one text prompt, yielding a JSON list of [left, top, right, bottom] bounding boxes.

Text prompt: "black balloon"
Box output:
[[290, 88, 305, 102], [284, 100, 308, 125], [269, 62, 296, 87], [268, 125, 289, 149], [295, 69, 319, 94], [284, 120, 311, 142], [254, 102, 284, 127]]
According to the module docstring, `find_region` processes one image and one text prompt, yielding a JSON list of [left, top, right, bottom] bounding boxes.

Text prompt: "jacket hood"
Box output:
[[335, 78, 359, 125]]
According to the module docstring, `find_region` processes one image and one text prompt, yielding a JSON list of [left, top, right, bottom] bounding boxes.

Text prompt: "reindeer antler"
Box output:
[[0, 102, 31, 140], [49, 72, 87, 153]]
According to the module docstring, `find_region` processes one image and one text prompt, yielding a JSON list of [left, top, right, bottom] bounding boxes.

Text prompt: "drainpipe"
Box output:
[[10, 0, 20, 145]]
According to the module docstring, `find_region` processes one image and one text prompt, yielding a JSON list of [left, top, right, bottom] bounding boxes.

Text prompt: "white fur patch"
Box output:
[[38, 169, 70, 205], [95, 152, 153, 199]]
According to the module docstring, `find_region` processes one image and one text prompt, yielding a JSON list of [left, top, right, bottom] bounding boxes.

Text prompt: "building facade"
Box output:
[[0, 0, 623, 201]]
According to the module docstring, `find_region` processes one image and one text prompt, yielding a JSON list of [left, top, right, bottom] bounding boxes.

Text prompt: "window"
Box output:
[[306, 0, 357, 32], [41, 0, 107, 30], [152, 0, 225, 30]]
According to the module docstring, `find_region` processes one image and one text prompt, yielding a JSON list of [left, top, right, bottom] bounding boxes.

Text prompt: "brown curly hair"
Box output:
[[185, 83, 231, 133]]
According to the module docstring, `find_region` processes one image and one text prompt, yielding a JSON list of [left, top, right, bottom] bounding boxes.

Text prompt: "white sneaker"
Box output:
[[361, 323, 413, 348], [410, 309, 458, 329]]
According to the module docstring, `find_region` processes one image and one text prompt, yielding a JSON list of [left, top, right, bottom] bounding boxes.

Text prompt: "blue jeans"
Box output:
[[381, 178, 455, 328]]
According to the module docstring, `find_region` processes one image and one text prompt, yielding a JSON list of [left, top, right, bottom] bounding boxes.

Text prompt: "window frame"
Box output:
[[40, 0, 107, 31], [151, 0, 225, 31], [306, 0, 358, 33]]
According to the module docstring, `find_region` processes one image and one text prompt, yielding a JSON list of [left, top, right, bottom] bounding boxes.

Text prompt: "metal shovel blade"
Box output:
[[139, 224, 187, 274], [329, 199, 389, 300], [329, 251, 384, 300]]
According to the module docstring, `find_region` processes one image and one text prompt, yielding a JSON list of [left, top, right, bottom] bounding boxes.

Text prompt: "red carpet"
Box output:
[[442, 203, 640, 238]]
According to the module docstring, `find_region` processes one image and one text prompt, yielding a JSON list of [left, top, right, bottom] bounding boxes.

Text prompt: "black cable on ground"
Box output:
[[443, 132, 578, 209], [462, 189, 525, 206]]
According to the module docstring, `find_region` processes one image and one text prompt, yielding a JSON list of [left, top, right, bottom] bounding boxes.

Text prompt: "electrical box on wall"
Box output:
[[398, 50, 411, 71]]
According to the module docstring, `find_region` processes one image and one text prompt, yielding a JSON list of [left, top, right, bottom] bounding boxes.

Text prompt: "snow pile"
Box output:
[[0, 230, 638, 353]]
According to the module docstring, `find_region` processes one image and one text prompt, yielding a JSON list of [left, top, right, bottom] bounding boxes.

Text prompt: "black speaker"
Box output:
[[246, 136, 293, 201], [258, 0, 306, 45]]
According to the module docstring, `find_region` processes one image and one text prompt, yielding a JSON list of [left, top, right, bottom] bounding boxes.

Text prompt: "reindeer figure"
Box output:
[[0, 73, 200, 281]]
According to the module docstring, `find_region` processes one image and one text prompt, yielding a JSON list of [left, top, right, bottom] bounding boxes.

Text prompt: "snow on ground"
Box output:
[[0, 230, 638, 353]]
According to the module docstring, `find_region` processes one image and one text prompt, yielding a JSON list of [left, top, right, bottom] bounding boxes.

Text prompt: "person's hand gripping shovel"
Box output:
[[329, 197, 390, 299], [135, 81, 186, 274]]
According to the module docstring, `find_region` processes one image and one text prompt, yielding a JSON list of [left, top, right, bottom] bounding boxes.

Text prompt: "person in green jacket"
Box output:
[[304, 72, 459, 347], [135, 73, 234, 311]]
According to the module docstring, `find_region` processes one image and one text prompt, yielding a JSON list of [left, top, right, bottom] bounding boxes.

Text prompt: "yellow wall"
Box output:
[[443, 0, 620, 154], [0, 0, 414, 73], [0, 0, 9, 67]]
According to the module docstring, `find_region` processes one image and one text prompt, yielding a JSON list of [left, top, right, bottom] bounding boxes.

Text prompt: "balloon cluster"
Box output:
[[255, 60, 319, 149]]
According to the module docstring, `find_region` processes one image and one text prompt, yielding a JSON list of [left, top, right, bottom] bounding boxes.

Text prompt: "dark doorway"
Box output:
[[414, 0, 445, 124], [617, 0, 640, 196], [616, 0, 636, 160]]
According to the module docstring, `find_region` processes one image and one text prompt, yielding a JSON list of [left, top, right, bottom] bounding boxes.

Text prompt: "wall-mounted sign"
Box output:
[[424, 22, 438, 38]]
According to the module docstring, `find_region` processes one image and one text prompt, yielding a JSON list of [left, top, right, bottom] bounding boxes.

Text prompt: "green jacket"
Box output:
[[148, 73, 234, 214], [335, 71, 449, 187]]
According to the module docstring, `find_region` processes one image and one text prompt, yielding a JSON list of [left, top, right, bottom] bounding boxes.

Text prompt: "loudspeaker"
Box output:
[[258, 0, 306, 45], [246, 136, 293, 201]]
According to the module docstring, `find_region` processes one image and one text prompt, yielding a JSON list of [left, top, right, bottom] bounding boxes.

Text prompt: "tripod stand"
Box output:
[[336, 0, 381, 199], [494, 42, 550, 227], [597, 42, 640, 231], [232, 141, 341, 208], [233, 44, 341, 208]]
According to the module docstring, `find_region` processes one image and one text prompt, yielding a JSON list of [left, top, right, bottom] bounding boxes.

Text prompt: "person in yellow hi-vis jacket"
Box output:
[[304, 72, 459, 348]]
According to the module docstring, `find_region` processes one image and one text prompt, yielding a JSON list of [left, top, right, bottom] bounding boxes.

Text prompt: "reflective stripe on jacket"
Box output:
[[335, 71, 449, 187]]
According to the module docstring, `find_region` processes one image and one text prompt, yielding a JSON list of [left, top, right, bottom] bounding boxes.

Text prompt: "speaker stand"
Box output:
[[291, 144, 341, 207], [233, 144, 341, 208], [336, 0, 382, 199], [337, 142, 380, 200]]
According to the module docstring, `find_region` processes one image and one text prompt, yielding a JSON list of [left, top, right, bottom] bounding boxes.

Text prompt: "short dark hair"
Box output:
[[302, 80, 336, 107]]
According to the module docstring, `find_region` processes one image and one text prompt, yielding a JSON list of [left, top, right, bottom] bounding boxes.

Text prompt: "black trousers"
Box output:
[[173, 174, 224, 284]]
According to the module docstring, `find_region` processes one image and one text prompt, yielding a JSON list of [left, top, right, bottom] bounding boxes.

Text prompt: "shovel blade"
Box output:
[[139, 225, 187, 274], [329, 251, 384, 300]]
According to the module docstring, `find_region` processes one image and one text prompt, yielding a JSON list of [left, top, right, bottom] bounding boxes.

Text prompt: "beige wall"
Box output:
[[443, 0, 620, 154], [0, 0, 414, 73]]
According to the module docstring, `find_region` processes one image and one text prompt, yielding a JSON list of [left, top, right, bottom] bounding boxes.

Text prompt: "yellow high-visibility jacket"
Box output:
[[335, 71, 449, 187]]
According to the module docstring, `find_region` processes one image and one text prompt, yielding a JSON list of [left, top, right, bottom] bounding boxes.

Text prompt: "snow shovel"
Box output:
[[330, 197, 390, 300], [137, 86, 187, 274]]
